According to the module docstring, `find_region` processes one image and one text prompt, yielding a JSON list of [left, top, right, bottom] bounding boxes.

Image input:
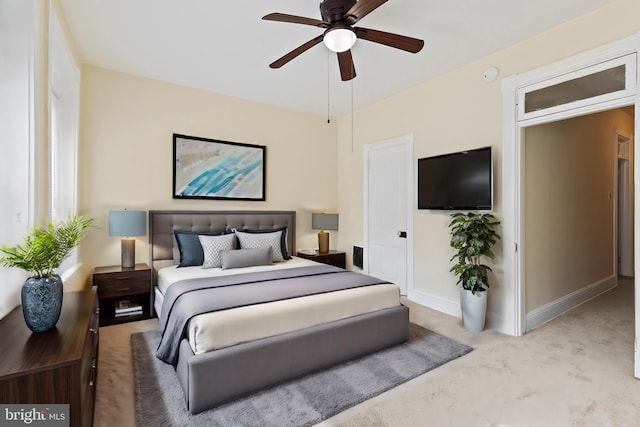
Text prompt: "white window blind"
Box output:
[[49, 5, 80, 278]]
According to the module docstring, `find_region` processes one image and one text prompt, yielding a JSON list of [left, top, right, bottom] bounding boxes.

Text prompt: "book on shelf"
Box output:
[[116, 300, 143, 313], [115, 305, 143, 314], [115, 308, 143, 317]]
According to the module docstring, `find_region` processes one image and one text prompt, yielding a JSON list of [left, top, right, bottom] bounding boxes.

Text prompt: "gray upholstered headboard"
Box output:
[[149, 210, 296, 278]]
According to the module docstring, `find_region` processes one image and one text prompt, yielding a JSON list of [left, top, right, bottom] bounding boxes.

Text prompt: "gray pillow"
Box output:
[[235, 229, 286, 262], [220, 247, 273, 270], [235, 226, 290, 260], [199, 234, 236, 268]]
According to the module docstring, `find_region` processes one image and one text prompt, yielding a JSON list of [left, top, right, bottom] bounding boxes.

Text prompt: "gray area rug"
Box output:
[[131, 324, 472, 426]]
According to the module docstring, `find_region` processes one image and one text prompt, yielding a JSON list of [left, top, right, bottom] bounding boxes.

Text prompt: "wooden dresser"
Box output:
[[0, 289, 99, 427]]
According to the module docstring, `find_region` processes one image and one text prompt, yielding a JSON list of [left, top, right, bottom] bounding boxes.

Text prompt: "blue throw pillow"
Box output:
[[174, 229, 230, 267]]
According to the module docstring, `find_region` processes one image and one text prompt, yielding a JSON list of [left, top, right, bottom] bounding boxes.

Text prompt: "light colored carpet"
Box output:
[[131, 324, 471, 426], [94, 279, 640, 426]]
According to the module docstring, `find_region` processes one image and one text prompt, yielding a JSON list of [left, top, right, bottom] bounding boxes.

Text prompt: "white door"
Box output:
[[364, 134, 413, 295], [616, 131, 634, 277]]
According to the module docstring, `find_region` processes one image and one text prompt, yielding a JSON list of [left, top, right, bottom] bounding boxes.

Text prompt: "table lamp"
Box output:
[[311, 213, 339, 254], [109, 210, 146, 268]]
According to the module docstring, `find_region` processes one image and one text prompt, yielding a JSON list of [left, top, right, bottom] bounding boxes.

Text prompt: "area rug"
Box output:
[[131, 324, 472, 426]]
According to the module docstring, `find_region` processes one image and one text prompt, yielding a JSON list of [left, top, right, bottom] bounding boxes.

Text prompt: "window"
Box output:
[[0, 0, 36, 319], [518, 54, 636, 121], [49, 5, 80, 278]]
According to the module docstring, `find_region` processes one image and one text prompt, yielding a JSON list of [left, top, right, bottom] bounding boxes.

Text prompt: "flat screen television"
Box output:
[[417, 147, 492, 210]]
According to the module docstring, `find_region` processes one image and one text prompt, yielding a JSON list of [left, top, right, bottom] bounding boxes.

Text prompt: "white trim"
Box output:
[[503, 34, 640, 339], [363, 133, 414, 296], [409, 288, 461, 318], [518, 95, 636, 128], [526, 276, 617, 331], [363, 146, 370, 275], [634, 46, 640, 379], [615, 129, 635, 278], [501, 75, 522, 336]]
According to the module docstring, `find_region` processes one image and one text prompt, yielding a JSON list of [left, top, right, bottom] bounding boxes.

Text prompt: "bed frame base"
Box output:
[[177, 305, 409, 414]]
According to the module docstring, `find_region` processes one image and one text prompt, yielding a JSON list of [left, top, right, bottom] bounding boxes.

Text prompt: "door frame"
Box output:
[[363, 133, 414, 297], [502, 34, 640, 346]]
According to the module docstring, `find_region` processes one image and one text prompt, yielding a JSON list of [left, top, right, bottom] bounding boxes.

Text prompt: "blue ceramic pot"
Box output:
[[21, 275, 63, 333]]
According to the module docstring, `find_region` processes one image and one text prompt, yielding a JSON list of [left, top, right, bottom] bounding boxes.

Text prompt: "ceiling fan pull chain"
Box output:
[[327, 49, 331, 124]]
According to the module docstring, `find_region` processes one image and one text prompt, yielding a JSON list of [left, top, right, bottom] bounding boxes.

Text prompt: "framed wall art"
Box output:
[[173, 134, 266, 201]]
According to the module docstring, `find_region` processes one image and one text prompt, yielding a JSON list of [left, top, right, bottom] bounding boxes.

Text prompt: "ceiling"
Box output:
[[57, 0, 615, 116]]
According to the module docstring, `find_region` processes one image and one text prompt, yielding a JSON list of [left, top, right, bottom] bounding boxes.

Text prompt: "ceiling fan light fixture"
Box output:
[[323, 27, 356, 52]]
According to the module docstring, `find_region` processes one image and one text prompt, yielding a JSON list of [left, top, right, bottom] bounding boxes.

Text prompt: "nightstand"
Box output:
[[296, 250, 346, 269], [92, 263, 151, 326]]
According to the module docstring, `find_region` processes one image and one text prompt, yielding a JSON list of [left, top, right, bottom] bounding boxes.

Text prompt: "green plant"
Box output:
[[448, 212, 501, 294], [0, 215, 94, 278]]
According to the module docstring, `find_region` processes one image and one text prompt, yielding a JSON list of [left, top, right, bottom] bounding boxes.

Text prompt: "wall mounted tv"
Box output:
[[417, 146, 492, 210]]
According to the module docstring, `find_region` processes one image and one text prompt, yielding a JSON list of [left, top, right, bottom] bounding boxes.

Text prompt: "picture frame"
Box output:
[[173, 134, 266, 201]]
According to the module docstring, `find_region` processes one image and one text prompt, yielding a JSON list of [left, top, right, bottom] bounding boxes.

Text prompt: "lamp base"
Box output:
[[121, 238, 136, 268], [318, 231, 330, 254]]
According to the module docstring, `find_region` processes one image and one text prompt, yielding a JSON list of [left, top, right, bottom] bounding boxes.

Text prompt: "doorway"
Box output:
[[503, 35, 640, 376], [522, 108, 634, 329]]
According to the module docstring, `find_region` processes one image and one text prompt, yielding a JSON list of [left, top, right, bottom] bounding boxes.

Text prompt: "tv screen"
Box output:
[[417, 147, 492, 210]]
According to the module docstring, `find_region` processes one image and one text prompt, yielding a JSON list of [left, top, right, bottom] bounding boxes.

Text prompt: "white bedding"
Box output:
[[155, 257, 401, 354], [156, 256, 319, 295]]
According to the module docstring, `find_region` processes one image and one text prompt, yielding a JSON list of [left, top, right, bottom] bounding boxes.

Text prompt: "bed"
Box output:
[[149, 210, 409, 414]]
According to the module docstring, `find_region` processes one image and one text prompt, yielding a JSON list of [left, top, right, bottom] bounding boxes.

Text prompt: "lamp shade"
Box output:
[[312, 213, 339, 231], [323, 28, 356, 53], [109, 210, 146, 237]]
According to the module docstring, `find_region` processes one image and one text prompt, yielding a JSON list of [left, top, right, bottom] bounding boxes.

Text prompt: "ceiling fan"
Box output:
[[263, 0, 424, 81]]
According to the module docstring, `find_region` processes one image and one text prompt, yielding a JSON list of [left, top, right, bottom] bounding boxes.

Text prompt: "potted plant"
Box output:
[[448, 212, 500, 332], [0, 215, 94, 332]]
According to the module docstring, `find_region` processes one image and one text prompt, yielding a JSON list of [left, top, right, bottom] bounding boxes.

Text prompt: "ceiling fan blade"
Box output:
[[262, 13, 328, 28], [344, 0, 388, 24], [354, 27, 424, 53], [269, 35, 324, 69], [337, 50, 356, 81]]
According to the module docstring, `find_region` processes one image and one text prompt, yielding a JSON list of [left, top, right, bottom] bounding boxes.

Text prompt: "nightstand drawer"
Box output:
[[318, 257, 344, 268], [96, 280, 149, 297], [296, 250, 346, 269], [92, 269, 149, 286]]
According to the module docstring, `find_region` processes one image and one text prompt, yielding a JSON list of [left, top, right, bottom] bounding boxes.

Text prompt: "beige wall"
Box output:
[[72, 66, 337, 290], [524, 109, 633, 312], [335, 0, 640, 329]]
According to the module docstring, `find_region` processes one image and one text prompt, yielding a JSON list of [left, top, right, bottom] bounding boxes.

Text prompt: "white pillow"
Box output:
[[235, 230, 285, 262], [199, 234, 236, 268]]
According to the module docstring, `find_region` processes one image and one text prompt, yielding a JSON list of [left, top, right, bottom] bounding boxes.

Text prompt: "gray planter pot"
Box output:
[[22, 275, 63, 333], [460, 288, 487, 332]]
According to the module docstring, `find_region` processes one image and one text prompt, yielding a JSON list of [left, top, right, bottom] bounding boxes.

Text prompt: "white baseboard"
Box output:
[[526, 275, 617, 331], [408, 288, 461, 318]]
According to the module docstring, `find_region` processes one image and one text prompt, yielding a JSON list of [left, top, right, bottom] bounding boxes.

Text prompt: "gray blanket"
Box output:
[[156, 264, 390, 365]]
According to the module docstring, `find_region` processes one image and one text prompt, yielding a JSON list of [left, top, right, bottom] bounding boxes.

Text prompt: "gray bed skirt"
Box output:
[[176, 305, 410, 414]]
